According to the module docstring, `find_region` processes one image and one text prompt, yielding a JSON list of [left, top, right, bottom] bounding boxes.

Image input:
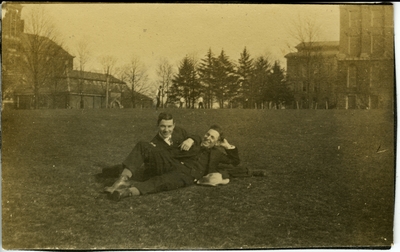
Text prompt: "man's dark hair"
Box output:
[[157, 112, 174, 125], [209, 124, 224, 141]]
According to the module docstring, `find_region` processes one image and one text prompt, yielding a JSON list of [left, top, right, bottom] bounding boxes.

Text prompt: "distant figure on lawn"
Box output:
[[155, 86, 163, 110], [179, 97, 185, 108], [104, 124, 240, 201], [198, 96, 204, 109]]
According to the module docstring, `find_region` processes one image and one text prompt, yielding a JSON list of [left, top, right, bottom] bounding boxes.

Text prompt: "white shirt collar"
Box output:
[[159, 133, 172, 145]]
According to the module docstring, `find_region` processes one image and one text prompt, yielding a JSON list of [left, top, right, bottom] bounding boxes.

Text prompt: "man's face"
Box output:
[[201, 129, 220, 148], [158, 119, 175, 138]]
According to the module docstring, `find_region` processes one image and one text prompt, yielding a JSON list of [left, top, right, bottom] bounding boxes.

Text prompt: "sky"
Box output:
[[18, 3, 340, 83]]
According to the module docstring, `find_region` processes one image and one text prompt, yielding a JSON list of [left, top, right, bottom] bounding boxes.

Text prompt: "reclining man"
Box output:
[[105, 124, 240, 201], [100, 112, 198, 179]]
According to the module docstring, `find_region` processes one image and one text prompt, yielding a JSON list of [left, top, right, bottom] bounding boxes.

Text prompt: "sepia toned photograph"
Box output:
[[1, 2, 396, 250]]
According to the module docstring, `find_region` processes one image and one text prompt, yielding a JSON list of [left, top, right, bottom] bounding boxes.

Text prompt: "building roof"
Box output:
[[21, 33, 75, 59], [285, 50, 338, 59], [68, 70, 125, 84], [295, 41, 339, 50], [285, 41, 339, 59]]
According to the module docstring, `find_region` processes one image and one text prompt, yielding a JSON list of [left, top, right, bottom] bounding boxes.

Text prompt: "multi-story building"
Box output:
[[2, 3, 152, 109], [285, 41, 339, 109], [285, 4, 394, 110], [337, 4, 394, 109]]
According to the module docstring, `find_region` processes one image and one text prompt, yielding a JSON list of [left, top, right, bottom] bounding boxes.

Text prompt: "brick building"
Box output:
[[2, 3, 152, 109], [285, 4, 394, 110], [285, 41, 339, 109], [336, 4, 394, 109]]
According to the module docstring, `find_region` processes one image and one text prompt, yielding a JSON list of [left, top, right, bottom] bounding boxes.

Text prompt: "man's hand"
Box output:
[[218, 138, 235, 150], [179, 138, 194, 151]]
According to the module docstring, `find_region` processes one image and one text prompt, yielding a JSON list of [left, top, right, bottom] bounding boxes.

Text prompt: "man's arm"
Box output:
[[207, 138, 240, 174], [179, 135, 201, 151], [223, 148, 240, 166], [173, 126, 201, 151], [216, 138, 240, 166]]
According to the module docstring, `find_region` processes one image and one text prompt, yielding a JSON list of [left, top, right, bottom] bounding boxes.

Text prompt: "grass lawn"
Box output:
[[1, 108, 395, 250]]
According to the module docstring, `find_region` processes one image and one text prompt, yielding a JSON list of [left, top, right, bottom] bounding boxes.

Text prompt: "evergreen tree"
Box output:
[[252, 56, 271, 108], [213, 50, 238, 108], [197, 48, 215, 108], [265, 61, 293, 109], [237, 47, 254, 108], [170, 56, 201, 108]]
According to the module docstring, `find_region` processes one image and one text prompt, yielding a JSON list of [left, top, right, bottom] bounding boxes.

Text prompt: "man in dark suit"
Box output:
[[101, 112, 197, 180], [107, 124, 240, 201], [103, 112, 198, 192]]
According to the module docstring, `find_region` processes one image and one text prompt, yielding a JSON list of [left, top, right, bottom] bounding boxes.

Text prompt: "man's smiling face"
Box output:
[[158, 119, 175, 139], [201, 129, 220, 148]]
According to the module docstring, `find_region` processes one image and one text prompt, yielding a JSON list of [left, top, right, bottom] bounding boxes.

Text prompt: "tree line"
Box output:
[[166, 48, 293, 109]]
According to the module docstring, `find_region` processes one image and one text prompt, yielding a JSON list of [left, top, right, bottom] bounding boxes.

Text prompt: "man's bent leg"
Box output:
[[122, 141, 155, 174], [124, 141, 176, 176], [105, 141, 174, 193], [133, 171, 194, 195], [104, 141, 151, 193], [104, 168, 132, 193]]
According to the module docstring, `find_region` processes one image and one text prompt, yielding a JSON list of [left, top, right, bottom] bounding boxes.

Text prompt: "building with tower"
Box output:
[[285, 4, 394, 109], [2, 3, 152, 109], [336, 4, 394, 109]]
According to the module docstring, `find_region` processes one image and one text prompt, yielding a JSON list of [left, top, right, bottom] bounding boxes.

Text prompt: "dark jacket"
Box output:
[[150, 126, 199, 153], [171, 136, 241, 180]]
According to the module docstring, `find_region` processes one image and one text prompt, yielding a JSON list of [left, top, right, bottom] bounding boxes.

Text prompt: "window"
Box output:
[[369, 66, 373, 87], [369, 65, 381, 88], [313, 83, 319, 92], [300, 81, 306, 92], [313, 63, 319, 75], [369, 95, 379, 109], [348, 36, 361, 56], [347, 95, 356, 109], [371, 9, 383, 27], [301, 65, 307, 78], [370, 34, 384, 55], [349, 10, 360, 28], [347, 65, 357, 88], [296, 65, 301, 78]]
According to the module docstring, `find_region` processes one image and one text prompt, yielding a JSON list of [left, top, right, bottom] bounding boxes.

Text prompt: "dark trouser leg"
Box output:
[[156, 98, 160, 109], [133, 170, 194, 195], [122, 141, 156, 174], [101, 164, 124, 178], [105, 141, 159, 193], [122, 141, 175, 176]]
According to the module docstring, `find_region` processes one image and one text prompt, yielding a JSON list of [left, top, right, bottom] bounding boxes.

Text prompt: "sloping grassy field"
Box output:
[[1, 108, 395, 250]]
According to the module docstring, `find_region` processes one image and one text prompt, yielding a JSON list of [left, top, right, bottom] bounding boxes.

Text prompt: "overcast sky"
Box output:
[[18, 3, 344, 83]]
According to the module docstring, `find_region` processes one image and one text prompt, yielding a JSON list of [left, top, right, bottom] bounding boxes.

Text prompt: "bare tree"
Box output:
[[156, 58, 174, 108], [288, 14, 322, 48], [75, 37, 91, 108], [20, 4, 67, 109], [287, 14, 323, 109], [121, 56, 150, 108], [76, 37, 91, 72], [99, 55, 117, 108]]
